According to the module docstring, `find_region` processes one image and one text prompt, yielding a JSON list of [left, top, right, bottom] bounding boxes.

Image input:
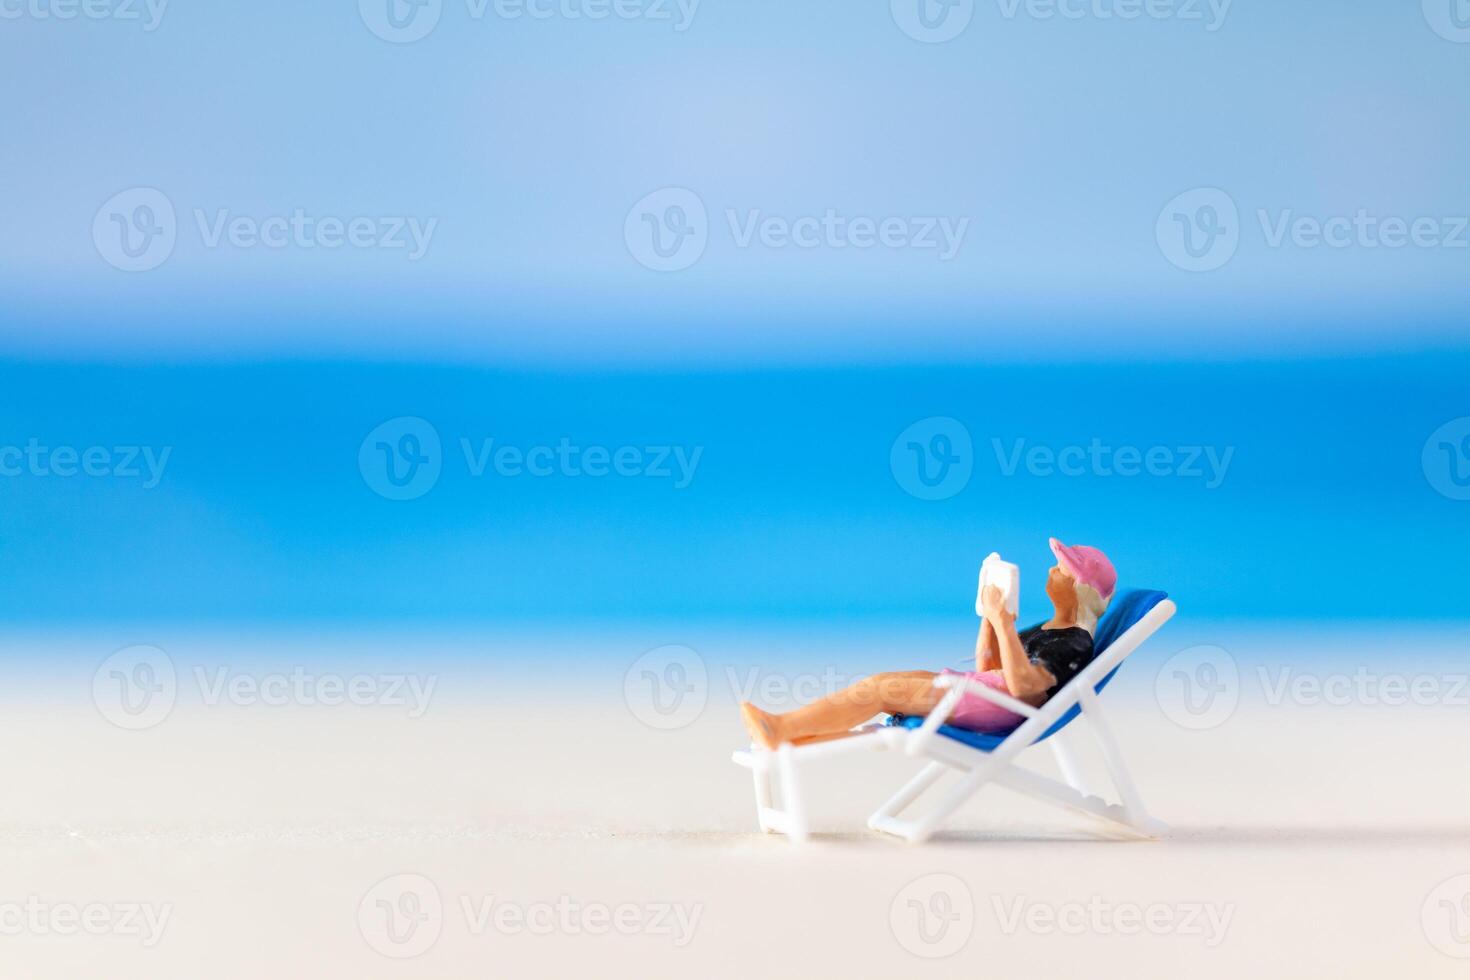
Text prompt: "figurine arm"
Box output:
[[981, 585, 1055, 702], [975, 618, 1001, 673]]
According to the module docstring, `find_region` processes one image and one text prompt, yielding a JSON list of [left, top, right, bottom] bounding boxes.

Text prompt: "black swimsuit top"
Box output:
[[1018, 623, 1096, 699]]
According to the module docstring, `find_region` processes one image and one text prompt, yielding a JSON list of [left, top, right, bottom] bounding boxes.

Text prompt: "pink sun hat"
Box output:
[[1048, 537, 1117, 600]]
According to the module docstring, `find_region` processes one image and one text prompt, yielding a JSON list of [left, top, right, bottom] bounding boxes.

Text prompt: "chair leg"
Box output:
[[868, 762, 945, 833], [776, 744, 808, 843], [1048, 729, 1094, 798], [904, 763, 998, 843], [751, 755, 776, 833], [988, 765, 1165, 837], [872, 751, 1166, 843], [1078, 689, 1147, 825]]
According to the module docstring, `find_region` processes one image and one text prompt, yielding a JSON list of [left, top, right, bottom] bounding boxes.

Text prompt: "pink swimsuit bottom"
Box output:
[[936, 668, 1027, 733]]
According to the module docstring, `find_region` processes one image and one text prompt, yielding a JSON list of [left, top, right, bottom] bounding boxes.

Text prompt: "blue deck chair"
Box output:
[[732, 590, 1176, 843]]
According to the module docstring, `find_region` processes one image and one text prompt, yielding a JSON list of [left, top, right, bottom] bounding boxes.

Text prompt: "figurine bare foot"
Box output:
[[740, 702, 784, 749]]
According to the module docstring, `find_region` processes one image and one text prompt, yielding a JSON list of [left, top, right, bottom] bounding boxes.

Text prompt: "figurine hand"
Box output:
[[981, 584, 1013, 623]]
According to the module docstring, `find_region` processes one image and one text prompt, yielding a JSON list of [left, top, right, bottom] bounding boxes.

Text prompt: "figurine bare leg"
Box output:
[[740, 671, 944, 749]]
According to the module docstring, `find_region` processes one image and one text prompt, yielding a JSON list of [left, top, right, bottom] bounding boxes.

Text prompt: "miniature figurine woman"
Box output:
[[739, 538, 1116, 748]]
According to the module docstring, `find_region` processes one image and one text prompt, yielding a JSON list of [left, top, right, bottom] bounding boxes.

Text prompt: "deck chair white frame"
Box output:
[[731, 598, 1175, 844]]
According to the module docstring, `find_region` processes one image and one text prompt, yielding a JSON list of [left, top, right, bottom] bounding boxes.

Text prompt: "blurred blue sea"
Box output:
[[0, 353, 1464, 628]]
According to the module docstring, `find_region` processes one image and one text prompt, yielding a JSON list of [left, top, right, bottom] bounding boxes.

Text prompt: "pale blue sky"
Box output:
[[2, 0, 1467, 361]]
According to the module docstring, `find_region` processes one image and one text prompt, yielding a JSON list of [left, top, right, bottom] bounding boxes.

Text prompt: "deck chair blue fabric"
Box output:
[[885, 589, 1169, 751]]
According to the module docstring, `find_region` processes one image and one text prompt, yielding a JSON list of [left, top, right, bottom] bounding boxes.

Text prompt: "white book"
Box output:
[[977, 552, 1020, 619]]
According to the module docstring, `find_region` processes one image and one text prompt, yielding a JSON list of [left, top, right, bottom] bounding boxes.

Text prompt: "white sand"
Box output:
[[3, 629, 1470, 977]]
